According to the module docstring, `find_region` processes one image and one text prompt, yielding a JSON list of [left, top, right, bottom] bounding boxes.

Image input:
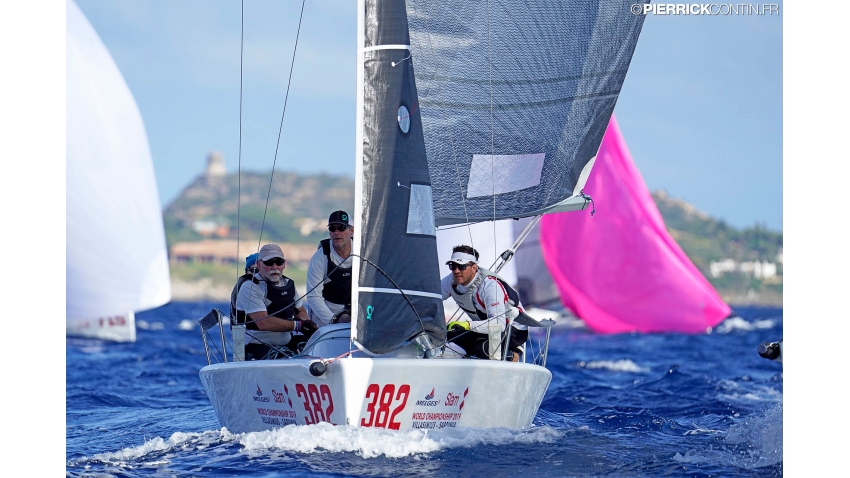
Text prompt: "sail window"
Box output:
[[406, 184, 436, 235], [466, 153, 545, 198], [398, 105, 411, 134]]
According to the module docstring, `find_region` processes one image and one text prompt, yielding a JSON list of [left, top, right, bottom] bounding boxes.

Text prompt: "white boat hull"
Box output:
[[66, 310, 136, 342], [200, 357, 551, 433]]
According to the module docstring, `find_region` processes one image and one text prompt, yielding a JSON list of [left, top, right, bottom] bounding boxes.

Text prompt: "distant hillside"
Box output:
[[651, 189, 782, 305], [163, 170, 781, 305], [163, 170, 354, 246]]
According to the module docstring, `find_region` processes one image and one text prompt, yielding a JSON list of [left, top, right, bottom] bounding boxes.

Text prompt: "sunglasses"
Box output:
[[328, 224, 350, 232], [448, 262, 472, 271], [262, 258, 285, 267]]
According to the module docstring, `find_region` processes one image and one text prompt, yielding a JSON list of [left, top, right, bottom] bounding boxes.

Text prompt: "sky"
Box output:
[[72, 0, 783, 231]]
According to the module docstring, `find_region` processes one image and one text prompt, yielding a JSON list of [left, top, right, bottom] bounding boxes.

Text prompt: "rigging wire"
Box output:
[[486, 0, 497, 266], [255, 0, 308, 251], [230, 0, 308, 339], [235, 0, 245, 284]]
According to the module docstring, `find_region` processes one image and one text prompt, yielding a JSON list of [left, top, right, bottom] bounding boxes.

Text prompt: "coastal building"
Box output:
[[169, 240, 318, 269]]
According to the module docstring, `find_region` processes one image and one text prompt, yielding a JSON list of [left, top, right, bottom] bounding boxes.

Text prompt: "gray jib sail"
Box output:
[[405, 0, 649, 226], [355, 0, 446, 355]]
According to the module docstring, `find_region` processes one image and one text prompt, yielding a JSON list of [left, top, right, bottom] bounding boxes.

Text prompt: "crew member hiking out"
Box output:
[[440, 244, 530, 361]]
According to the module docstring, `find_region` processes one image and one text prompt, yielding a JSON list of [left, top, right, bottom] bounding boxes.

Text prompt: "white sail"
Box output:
[[66, 0, 171, 341]]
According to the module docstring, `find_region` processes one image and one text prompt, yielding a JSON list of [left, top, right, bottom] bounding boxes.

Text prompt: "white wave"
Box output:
[[237, 422, 562, 458], [684, 428, 722, 435], [73, 425, 561, 464], [578, 359, 648, 373], [137, 320, 164, 331], [83, 430, 222, 465], [715, 317, 778, 333], [177, 319, 195, 330], [716, 380, 783, 403]]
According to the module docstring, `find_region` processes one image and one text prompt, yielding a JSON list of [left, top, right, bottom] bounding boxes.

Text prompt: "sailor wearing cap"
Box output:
[[306, 210, 354, 326], [234, 244, 318, 360], [440, 245, 529, 361]]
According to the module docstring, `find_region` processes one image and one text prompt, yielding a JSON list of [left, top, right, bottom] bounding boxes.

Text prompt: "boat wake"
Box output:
[[239, 422, 562, 458], [70, 423, 563, 467]]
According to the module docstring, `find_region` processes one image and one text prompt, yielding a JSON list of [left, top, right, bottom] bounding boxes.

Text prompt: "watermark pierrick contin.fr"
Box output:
[[630, 3, 781, 15]]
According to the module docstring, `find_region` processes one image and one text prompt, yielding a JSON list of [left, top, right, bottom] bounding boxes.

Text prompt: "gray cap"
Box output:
[[258, 244, 284, 261]]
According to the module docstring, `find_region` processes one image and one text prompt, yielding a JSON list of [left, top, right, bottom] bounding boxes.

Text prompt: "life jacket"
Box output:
[[229, 273, 252, 322], [450, 267, 531, 326], [319, 238, 352, 308], [235, 275, 298, 330]]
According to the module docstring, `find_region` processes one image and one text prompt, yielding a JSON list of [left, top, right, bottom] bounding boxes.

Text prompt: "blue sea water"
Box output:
[[66, 302, 782, 477]]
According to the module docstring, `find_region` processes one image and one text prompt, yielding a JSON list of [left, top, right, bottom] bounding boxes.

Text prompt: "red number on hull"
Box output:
[[388, 385, 410, 430], [296, 383, 335, 425], [361, 384, 411, 429]]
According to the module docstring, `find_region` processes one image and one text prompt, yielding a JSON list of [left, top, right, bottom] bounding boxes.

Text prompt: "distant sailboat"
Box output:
[[66, 0, 171, 342], [540, 115, 730, 334]]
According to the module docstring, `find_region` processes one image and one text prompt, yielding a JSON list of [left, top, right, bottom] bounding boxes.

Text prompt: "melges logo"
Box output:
[[253, 384, 270, 402], [415, 388, 439, 406]]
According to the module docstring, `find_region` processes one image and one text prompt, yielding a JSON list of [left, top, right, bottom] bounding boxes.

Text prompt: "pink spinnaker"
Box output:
[[539, 115, 730, 334]]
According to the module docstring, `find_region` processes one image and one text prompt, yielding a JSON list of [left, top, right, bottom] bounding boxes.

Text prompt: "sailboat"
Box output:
[[66, 0, 171, 342], [539, 115, 731, 334], [199, 0, 647, 432]]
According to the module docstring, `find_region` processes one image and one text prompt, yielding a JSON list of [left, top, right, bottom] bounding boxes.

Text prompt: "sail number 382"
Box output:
[[360, 383, 410, 430], [295, 383, 334, 425]]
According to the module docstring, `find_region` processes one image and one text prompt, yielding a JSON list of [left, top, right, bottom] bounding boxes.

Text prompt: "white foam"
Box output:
[[84, 430, 221, 465], [177, 319, 195, 330], [715, 317, 778, 333], [578, 359, 648, 373], [238, 422, 562, 458], [137, 320, 165, 331], [72, 425, 562, 465]]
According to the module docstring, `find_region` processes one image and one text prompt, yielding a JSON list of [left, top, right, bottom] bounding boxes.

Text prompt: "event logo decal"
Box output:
[[271, 384, 293, 408], [253, 384, 270, 402], [254, 382, 297, 426], [415, 388, 438, 407], [411, 385, 468, 429]]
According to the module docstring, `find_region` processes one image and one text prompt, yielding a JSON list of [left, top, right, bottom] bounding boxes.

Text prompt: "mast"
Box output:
[[352, 0, 446, 355]]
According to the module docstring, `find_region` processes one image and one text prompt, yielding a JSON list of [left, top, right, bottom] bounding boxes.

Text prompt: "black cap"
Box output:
[[328, 210, 351, 226]]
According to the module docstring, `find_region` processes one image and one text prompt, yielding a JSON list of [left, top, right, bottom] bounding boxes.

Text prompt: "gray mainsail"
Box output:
[[353, 0, 445, 355], [353, 0, 647, 354], [405, 0, 649, 225]]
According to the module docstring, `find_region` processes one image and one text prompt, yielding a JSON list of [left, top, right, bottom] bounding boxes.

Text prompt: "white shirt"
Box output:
[[440, 271, 528, 334], [236, 274, 303, 315], [235, 274, 303, 345], [306, 241, 353, 327]]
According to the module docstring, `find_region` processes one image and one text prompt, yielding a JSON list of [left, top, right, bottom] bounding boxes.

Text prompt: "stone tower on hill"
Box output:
[[204, 151, 226, 178]]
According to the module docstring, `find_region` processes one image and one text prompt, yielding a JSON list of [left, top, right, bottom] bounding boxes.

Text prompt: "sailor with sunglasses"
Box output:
[[440, 245, 530, 361], [234, 243, 317, 360], [306, 210, 355, 326]]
